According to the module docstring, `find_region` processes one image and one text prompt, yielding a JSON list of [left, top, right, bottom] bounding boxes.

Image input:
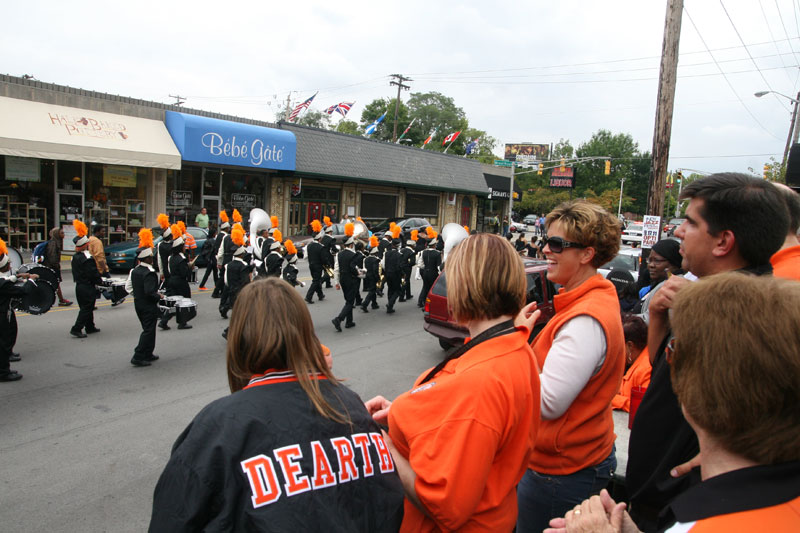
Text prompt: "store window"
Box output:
[[57, 160, 83, 191], [405, 191, 439, 217], [221, 169, 268, 224], [166, 166, 202, 225], [360, 192, 397, 221], [85, 163, 148, 243], [0, 156, 56, 249], [287, 185, 340, 236]]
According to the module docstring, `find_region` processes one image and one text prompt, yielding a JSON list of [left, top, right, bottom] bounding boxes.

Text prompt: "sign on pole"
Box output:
[[493, 159, 512, 167], [641, 215, 662, 248]]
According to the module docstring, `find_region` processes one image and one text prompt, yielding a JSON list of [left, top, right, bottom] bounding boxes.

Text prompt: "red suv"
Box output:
[[423, 259, 557, 349]]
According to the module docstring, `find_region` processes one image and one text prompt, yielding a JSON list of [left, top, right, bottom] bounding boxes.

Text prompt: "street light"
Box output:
[[755, 90, 800, 167]]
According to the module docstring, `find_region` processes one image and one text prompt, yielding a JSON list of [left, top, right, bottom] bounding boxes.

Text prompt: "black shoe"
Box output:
[[220, 310, 228, 319], [130, 358, 151, 367], [70, 330, 87, 338], [0, 371, 22, 382], [222, 328, 228, 339], [319, 294, 326, 301], [211, 292, 221, 299], [158, 323, 171, 331], [325, 284, 333, 289], [345, 322, 355, 329], [386, 305, 395, 314], [360, 306, 369, 313], [177, 324, 193, 330], [399, 298, 406, 302], [9, 353, 20, 362], [305, 298, 314, 304], [332, 318, 342, 332], [144, 354, 160, 361], [371, 304, 380, 310], [111, 299, 125, 307], [86, 328, 101, 334]]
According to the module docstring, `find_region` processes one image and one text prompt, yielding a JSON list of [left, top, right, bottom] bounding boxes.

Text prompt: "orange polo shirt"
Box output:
[[530, 274, 625, 475], [675, 497, 800, 532], [770, 245, 800, 281], [612, 347, 651, 412], [388, 327, 540, 532]]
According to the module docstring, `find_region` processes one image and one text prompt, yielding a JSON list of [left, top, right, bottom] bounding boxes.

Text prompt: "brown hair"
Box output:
[[226, 278, 348, 423], [671, 273, 800, 464], [445, 233, 526, 323], [622, 313, 647, 350], [546, 200, 620, 267]]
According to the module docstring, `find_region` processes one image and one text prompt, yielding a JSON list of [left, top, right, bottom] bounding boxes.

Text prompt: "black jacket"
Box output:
[[399, 247, 416, 274], [420, 248, 442, 277], [71, 251, 103, 287], [149, 372, 404, 532], [306, 241, 324, 270], [131, 264, 160, 311], [363, 255, 381, 290], [336, 248, 359, 285], [166, 253, 191, 298], [383, 249, 402, 276], [225, 258, 251, 306]]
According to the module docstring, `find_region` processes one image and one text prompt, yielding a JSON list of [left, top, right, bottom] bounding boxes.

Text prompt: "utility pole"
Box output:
[[783, 91, 800, 168], [617, 177, 626, 219], [283, 93, 292, 122], [389, 74, 412, 143], [647, 0, 683, 220], [169, 94, 186, 106]]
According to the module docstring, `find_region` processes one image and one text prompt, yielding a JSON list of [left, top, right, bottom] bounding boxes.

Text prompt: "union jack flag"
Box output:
[[324, 101, 354, 117], [288, 92, 317, 122]]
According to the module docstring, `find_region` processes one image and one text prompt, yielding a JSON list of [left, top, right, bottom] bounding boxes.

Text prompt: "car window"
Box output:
[[601, 254, 638, 272], [189, 228, 206, 240], [431, 272, 447, 297], [526, 273, 544, 304]]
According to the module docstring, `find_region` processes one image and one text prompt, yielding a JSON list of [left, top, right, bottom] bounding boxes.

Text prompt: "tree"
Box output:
[[295, 110, 332, 129], [551, 138, 575, 160], [335, 120, 360, 136], [574, 130, 640, 196], [360, 98, 409, 142], [406, 92, 468, 151], [749, 156, 786, 183]]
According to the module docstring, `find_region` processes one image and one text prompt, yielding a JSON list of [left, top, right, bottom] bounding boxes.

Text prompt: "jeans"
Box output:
[[516, 448, 616, 533]]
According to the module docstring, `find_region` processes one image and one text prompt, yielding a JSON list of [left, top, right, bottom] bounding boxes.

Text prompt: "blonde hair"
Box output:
[[445, 233, 526, 323], [546, 200, 621, 267]]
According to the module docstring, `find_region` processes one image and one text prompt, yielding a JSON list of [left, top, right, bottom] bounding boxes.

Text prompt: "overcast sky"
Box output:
[[4, 0, 800, 175]]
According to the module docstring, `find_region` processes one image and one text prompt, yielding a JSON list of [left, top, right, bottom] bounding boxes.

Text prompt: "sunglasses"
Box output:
[[544, 236, 586, 254]]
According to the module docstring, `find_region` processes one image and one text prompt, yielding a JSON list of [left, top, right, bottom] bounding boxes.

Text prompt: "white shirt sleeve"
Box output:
[[539, 315, 607, 420], [333, 253, 340, 281], [124, 268, 134, 295]]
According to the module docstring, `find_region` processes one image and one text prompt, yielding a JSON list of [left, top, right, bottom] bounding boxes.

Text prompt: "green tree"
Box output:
[[295, 110, 331, 129], [335, 120, 360, 136], [360, 98, 409, 142], [551, 138, 575, 160], [406, 91, 468, 152], [574, 130, 640, 196], [749, 156, 786, 183], [462, 128, 496, 160]]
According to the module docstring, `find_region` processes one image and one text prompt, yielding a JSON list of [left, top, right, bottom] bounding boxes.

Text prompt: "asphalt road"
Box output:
[[0, 259, 447, 532]]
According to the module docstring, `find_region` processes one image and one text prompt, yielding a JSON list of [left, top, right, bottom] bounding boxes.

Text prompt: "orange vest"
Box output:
[[612, 347, 652, 412], [529, 274, 625, 475], [677, 495, 800, 532], [770, 245, 800, 281]]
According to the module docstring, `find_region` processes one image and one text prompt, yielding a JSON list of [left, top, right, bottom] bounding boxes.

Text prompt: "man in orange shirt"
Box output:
[[87, 224, 109, 276], [770, 184, 800, 281]]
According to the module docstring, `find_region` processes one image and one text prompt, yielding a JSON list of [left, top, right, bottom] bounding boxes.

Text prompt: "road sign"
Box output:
[[494, 159, 512, 167]]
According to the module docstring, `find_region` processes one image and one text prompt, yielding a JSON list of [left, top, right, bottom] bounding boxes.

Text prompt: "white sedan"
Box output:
[[621, 223, 643, 245], [508, 220, 528, 233]]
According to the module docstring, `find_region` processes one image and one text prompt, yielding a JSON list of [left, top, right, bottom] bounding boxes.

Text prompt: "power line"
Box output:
[[776, 0, 800, 66], [759, 0, 796, 86]]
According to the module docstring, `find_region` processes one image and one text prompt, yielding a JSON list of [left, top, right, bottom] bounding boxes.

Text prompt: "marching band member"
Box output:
[[353, 240, 366, 308], [282, 240, 304, 288], [155, 214, 172, 283], [129, 229, 163, 367], [177, 221, 197, 261], [382, 227, 403, 314], [331, 223, 361, 332], [213, 210, 231, 298], [221, 226, 252, 336], [70, 219, 103, 338], [1, 238, 37, 382], [304, 220, 326, 304], [264, 229, 284, 278], [399, 231, 417, 302], [379, 226, 394, 258], [417, 229, 442, 308], [159, 224, 194, 331], [218, 220, 241, 316], [360, 236, 382, 312], [320, 216, 335, 289]]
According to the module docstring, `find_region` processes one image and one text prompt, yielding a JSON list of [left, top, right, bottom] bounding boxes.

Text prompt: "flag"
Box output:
[[422, 128, 437, 149], [288, 92, 317, 122], [324, 101, 354, 117], [442, 131, 461, 146], [396, 117, 417, 143], [364, 112, 386, 136], [465, 137, 479, 155]]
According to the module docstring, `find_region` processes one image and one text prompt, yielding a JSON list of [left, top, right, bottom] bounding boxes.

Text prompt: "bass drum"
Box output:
[[7, 246, 23, 271], [12, 278, 56, 315], [16, 263, 59, 288]]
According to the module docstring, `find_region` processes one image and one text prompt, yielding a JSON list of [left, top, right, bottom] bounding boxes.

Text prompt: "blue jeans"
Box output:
[[516, 448, 616, 533]]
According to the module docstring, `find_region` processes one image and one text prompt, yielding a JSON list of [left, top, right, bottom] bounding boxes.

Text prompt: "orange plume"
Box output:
[[177, 220, 187, 234], [284, 240, 297, 255], [219, 210, 229, 223], [369, 235, 379, 248], [425, 226, 436, 239], [430, 230, 439, 240], [157, 213, 170, 229], [311, 220, 322, 233], [170, 224, 182, 239], [391, 226, 402, 239], [344, 222, 354, 237], [323, 216, 332, 227], [389, 221, 397, 230], [273, 229, 283, 243], [271, 215, 279, 228], [231, 225, 245, 247], [464, 225, 470, 233], [232, 209, 242, 223], [356, 216, 364, 223], [410, 229, 419, 241], [73, 219, 88, 238], [0, 237, 7, 256], [138, 228, 154, 249]]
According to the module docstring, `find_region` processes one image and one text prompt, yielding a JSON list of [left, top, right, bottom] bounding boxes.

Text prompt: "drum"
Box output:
[[12, 278, 56, 315], [8, 247, 24, 272], [175, 298, 197, 324], [17, 264, 60, 288], [110, 282, 127, 302]]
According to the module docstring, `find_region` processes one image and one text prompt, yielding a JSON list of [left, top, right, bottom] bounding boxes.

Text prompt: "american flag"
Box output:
[[288, 92, 317, 122], [324, 101, 354, 117]]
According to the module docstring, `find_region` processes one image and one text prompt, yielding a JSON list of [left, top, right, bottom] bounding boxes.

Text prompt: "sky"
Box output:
[[4, 0, 800, 176]]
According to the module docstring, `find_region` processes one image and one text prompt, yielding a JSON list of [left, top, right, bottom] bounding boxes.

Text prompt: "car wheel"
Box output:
[[438, 338, 453, 350]]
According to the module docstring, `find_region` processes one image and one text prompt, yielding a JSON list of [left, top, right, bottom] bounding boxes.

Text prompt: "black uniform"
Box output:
[[156, 238, 172, 282], [160, 250, 193, 329], [265, 250, 283, 278], [360, 254, 381, 311], [218, 233, 238, 312], [149, 372, 404, 532], [198, 238, 218, 289], [382, 247, 403, 313], [305, 240, 325, 303], [212, 229, 229, 298], [130, 263, 160, 363], [353, 248, 365, 306], [222, 257, 252, 316], [320, 234, 335, 288], [415, 237, 427, 254], [1, 276, 32, 378], [71, 250, 103, 335], [334, 248, 360, 328], [282, 261, 301, 287], [417, 247, 442, 308], [399, 245, 416, 301], [378, 236, 392, 259]]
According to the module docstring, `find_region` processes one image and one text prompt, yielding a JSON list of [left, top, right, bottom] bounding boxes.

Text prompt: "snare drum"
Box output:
[[110, 281, 128, 302], [16, 263, 59, 288], [12, 278, 56, 315], [158, 295, 182, 315], [176, 298, 197, 324], [7, 247, 23, 271]]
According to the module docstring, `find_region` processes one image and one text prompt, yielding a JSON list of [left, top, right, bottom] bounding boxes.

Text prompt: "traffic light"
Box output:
[[764, 164, 770, 179], [604, 160, 611, 175], [560, 158, 566, 172], [676, 171, 683, 184], [537, 163, 543, 176]]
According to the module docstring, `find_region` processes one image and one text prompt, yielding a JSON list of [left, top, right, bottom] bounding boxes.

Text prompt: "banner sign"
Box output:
[[642, 215, 662, 248], [170, 190, 193, 207], [291, 178, 302, 197], [549, 167, 575, 188], [231, 193, 256, 208], [103, 165, 137, 188], [5, 156, 40, 182], [504, 143, 549, 162]]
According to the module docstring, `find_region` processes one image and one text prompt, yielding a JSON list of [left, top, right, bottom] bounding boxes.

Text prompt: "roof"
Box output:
[[279, 122, 489, 195]]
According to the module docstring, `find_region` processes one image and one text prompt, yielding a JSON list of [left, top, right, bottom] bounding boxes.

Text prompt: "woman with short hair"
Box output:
[[516, 200, 626, 533], [611, 314, 651, 412], [367, 233, 540, 532], [150, 278, 404, 531]]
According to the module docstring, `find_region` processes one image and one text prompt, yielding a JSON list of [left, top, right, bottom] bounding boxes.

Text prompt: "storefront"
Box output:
[[479, 172, 522, 233], [164, 111, 296, 229], [0, 96, 181, 250]]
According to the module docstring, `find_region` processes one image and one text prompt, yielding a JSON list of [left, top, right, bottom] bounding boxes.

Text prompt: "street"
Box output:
[[0, 260, 445, 532]]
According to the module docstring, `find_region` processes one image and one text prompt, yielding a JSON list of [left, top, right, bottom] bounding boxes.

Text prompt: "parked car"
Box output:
[[523, 214, 539, 225], [598, 247, 642, 282], [371, 217, 431, 239], [621, 223, 643, 246], [508, 220, 528, 233], [423, 258, 556, 349], [106, 226, 208, 271], [663, 217, 685, 237]]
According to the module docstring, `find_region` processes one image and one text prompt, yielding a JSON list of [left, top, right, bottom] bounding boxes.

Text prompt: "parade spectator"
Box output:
[[612, 314, 650, 412], [150, 278, 404, 531], [502, 214, 509, 236], [515, 234, 527, 254], [515, 200, 625, 533], [88, 224, 110, 277], [547, 274, 800, 533], [626, 173, 790, 531], [42, 227, 72, 306], [770, 183, 800, 281], [634, 238, 683, 323], [194, 207, 209, 229], [366, 234, 539, 531]]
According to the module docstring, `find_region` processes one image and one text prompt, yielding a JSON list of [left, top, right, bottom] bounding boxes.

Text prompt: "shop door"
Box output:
[[58, 192, 84, 251], [460, 206, 471, 227], [203, 198, 220, 221], [308, 202, 322, 224]]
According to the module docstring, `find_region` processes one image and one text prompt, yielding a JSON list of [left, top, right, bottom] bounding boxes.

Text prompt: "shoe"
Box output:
[[319, 295, 326, 301], [222, 329, 228, 339], [220, 310, 228, 319], [325, 284, 333, 289], [158, 323, 171, 331], [86, 328, 101, 334], [305, 298, 314, 304], [111, 299, 125, 307], [9, 352, 20, 362], [399, 298, 406, 302], [371, 304, 380, 310], [177, 324, 193, 330], [70, 330, 87, 338], [360, 306, 369, 313], [144, 354, 160, 361], [130, 358, 151, 367], [332, 318, 342, 332], [386, 305, 395, 314], [0, 371, 22, 382], [199, 287, 209, 291], [345, 322, 355, 329], [211, 292, 221, 299], [58, 300, 73, 307]]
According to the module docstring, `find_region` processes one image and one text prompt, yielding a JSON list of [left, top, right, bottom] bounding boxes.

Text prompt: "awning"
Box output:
[[0, 96, 182, 169], [484, 173, 523, 201], [166, 111, 296, 171]]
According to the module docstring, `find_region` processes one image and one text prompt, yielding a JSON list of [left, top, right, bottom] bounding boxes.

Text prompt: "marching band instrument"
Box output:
[[248, 208, 271, 253], [12, 264, 58, 315], [352, 220, 369, 242], [441, 223, 470, 261]]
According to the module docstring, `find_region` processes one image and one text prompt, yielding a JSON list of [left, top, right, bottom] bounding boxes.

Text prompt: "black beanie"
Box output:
[[651, 239, 682, 268]]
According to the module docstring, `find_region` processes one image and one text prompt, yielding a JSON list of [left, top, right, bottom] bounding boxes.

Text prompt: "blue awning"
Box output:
[[165, 111, 296, 171]]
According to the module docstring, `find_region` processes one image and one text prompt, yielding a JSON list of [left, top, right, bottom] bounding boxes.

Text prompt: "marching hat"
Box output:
[[73, 219, 89, 247], [219, 210, 230, 230], [0, 237, 9, 268], [270, 240, 282, 251], [137, 228, 155, 259], [232, 225, 246, 256]]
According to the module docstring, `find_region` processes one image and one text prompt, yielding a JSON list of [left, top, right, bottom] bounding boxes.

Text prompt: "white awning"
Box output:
[[0, 96, 182, 169]]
